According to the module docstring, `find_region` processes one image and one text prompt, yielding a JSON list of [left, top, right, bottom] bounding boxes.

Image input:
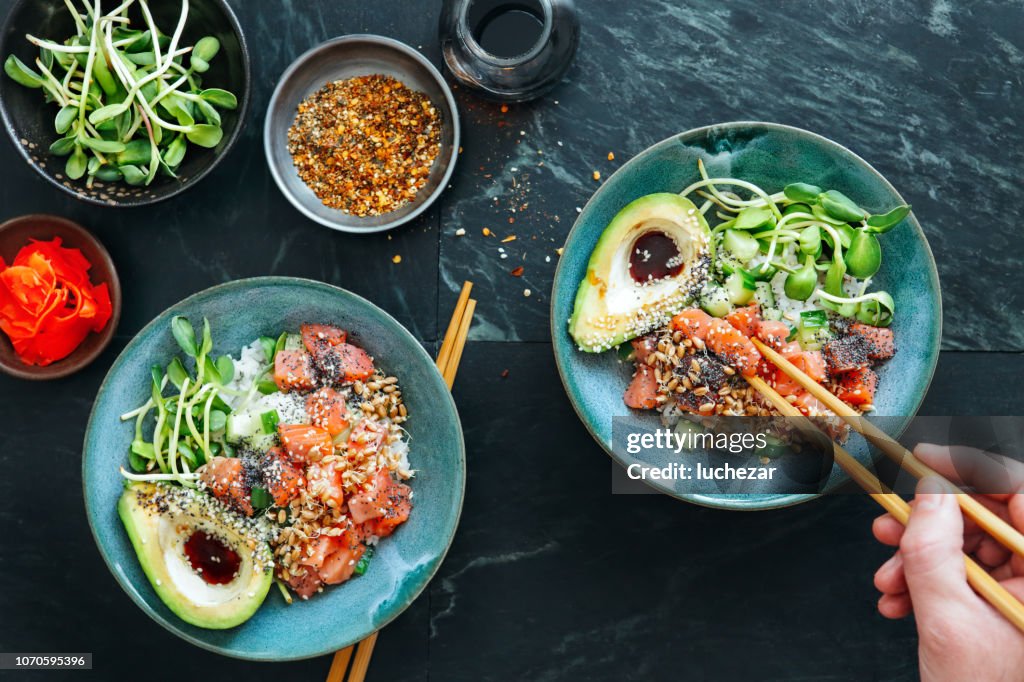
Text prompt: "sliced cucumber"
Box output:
[[283, 333, 304, 351], [673, 418, 706, 439], [755, 435, 790, 459], [246, 432, 278, 453], [723, 229, 759, 261], [761, 307, 783, 321], [699, 283, 732, 318], [724, 271, 756, 305], [754, 281, 775, 308], [226, 409, 262, 444], [796, 310, 831, 351]]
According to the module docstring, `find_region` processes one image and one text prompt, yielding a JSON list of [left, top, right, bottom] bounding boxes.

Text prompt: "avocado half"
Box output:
[[568, 193, 711, 352], [118, 483, 274, 629]]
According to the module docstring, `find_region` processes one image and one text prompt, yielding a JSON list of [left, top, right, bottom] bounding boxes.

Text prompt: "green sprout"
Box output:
[[3, 0, 238, 189]]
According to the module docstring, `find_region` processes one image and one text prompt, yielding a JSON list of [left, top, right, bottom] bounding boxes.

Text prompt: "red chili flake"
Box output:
[[500, 369, 510, 378], [286, 75, 441, 217], [510, 266, 524, 277]]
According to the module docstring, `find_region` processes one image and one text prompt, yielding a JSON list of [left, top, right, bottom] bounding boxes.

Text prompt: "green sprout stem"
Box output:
[[75, 0, 100, 133], [120, 467, 199, 482], [64, 0, 87, 35]]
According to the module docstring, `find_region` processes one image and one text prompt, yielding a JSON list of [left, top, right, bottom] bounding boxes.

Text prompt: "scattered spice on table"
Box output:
[[0, 237, 113, 366], [287, 74, 441, 216], [510, 266, 524, 277], [501, 369, 510, 378], [392, 255, 402, 264]]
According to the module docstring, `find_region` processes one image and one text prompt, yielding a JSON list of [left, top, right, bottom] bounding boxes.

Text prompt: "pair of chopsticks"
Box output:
[[326, 281, 476, 682], [746, 339, 1024, 633]]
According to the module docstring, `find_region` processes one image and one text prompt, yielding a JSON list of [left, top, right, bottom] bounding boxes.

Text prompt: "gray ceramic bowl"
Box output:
[[0, 0, 250, 207], [83, 277, 465, 659], [550, 122, 942, 510], [264, 35, 459, 233]]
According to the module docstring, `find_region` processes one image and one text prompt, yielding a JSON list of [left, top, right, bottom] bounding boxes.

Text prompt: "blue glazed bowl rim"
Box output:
[[549, 120, 943, 511], [82, 276, 466, 659]]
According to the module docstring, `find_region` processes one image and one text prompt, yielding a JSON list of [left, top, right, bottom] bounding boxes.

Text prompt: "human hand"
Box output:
[[872, 443, 1024, 682]]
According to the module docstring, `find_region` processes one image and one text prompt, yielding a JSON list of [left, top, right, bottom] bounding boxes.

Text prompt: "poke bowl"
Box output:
[[550, 121, 941, 510], [83, 277, 465, 659]]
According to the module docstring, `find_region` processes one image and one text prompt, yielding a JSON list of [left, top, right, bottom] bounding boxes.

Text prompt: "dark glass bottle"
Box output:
[[439, 0, 579, 102]]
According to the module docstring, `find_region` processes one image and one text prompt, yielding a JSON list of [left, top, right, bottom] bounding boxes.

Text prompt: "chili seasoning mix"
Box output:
[[287, 74, 442, 217]]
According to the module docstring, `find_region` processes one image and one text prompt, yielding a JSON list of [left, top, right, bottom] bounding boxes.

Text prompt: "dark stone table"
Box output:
[[1, 0, 1021, 679]]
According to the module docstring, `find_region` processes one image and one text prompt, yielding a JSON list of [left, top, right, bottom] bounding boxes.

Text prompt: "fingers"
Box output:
[[997, 576, 1024, 603], [873, 513, 905, 547], [913, 444, 964, 482], [914, 443, 1024, 499], [974, 536, 1012, 570], [878, 592, 912, 619], [1006, 494, 1024, 538], [874, 552, 908, 594], [899, 476, 977, 622]]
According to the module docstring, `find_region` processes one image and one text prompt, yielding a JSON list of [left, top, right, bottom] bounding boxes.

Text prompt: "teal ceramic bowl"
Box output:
[[550, 122, 941, 510], [83, 277, 465, 659]]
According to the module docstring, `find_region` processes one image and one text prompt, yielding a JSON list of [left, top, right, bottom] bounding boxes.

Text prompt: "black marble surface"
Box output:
[[0, 0, 1021, 680]]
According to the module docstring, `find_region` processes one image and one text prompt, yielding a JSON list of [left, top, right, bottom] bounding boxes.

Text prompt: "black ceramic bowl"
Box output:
[[0, 0, 250, 207]]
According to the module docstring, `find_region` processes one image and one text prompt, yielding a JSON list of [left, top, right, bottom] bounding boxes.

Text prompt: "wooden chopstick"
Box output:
[[752, 338, 1024, 560], [745, 374, 1024, 633], [444, 299, 476, 390], [325, 282, 476, 682], [436, 281, 473, 377], [326, 646, 354, 682], [345, 632, 378, 682]]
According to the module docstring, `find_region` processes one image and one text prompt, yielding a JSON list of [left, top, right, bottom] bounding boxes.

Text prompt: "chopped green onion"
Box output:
[[354, 546, 375, 576], [251, 487, 273, 510], [257, 379, 280, 395], [261, 409, 280, 434], [616, 343, 636, 363]]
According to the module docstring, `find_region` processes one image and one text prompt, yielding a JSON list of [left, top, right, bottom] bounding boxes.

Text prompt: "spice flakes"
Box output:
[[287, 75, 441, 217]]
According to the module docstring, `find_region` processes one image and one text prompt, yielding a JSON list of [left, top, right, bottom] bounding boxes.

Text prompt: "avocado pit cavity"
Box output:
[[629, 228, 684, 283], [184, 530, 242, 586]]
